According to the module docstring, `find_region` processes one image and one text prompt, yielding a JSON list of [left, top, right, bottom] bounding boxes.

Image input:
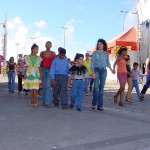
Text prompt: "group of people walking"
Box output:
[[6, 39, 150, 111]]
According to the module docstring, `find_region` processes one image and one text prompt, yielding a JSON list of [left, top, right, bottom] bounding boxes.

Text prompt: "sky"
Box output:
[[0, 0, 138, 61]]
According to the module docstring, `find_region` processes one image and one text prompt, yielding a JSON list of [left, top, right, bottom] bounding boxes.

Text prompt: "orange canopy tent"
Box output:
[[107, 26, 138, 54]]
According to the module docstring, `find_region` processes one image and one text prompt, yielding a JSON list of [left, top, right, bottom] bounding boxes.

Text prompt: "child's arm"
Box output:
[[113, 56, 121, 74]]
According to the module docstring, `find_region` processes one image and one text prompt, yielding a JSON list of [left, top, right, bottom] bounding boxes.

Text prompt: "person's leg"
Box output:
[[76, 80, 84, 110], [97, 69, 107, 109], [9, 72, 13, 91], [84, 77, 90, 95], [126, 77, 132, 100], [114, 73, 126, 103], [141, 79, 150, 95], [140, 77, 150, 100], [11, 72, 16, 92], [92, 71, 100, 108], [70, 80, 77, 108], [53, 75, 61, 106], [134, 80, 140, 98], [60, 75, 68, 107], [42, 68, 52, 106], [30, 90, 34, 105], [42, 68, 46, 104], [33, 89, 37, 107], [89, 78, 94, 92], [119, 82, 126, 105], [18, 75, 22, 93], [8, 72, 11, 91]]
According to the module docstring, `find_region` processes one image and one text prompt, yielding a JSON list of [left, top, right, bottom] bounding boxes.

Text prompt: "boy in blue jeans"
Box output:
[[68, 53, 89, 111], [131, 62, 145, 99]]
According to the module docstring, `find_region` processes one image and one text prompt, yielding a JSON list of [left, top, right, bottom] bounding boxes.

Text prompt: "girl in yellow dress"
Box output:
[[24, 44, 42, 107]]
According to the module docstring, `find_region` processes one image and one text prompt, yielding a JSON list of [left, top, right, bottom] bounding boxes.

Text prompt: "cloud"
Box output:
[[3, 17, 55, 62], [13, 16, 22, 25], [35, 20, 47, 28], [7, 21, 16, 30], [124, 12, 137, 30]]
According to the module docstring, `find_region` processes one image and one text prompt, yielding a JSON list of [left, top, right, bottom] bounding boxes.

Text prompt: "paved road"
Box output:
[[0, 75, 150, 150]]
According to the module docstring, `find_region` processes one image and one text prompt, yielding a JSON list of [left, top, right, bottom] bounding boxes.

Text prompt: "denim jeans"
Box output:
[[8, 71, 16, 91], [42, 68, 52, 104], [84, 77, 91, 94], [70, 80, 84, 109], [132, 80, 140, 98], [53, 74, 68, 106], [92, 68, 107, 108]]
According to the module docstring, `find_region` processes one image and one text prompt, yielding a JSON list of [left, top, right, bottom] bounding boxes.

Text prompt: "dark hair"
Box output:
[[31, 43, 38, 53], [59, 48, 66, 54], [117, 46, 127, 55], [74, 53, 84, 62], [58, 47, 62, 52], [9, 57, 14, 62], [96, 39, 107, 51], [133, 62, 139, 66]]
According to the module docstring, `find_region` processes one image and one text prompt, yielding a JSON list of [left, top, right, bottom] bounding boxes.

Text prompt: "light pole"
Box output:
[[0, 14, 7, 64], [120, 10, 128, 31], [132, 10, 140, 68], [30, 37, 35, 44], [16, 43, 20, 62], [62, 27, 68, 49]]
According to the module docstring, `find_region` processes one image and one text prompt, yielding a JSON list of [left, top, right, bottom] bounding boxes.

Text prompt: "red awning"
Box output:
[[107, 26, 138, 52]]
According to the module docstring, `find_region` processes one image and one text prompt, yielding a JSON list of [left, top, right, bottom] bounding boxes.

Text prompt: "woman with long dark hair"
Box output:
[[6, 57, 16, 92], [91, 39, 114, 110]]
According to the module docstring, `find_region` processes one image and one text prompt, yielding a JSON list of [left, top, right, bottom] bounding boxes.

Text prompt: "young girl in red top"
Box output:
[[113, 46, 127, 106]]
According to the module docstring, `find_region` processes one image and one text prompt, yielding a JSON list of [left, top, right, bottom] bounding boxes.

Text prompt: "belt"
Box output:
[[42, 67, 50, 69], [73, 79, 83, 80]]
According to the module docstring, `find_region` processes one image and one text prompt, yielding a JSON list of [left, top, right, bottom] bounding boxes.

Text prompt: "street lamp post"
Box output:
[[62, 27, 68, 49], [30, 37, 35, 44], [0, 14, 7, 64], [16, 43, 20, 62], [120, 10, 128, 31], [132, 10, 140, 68]]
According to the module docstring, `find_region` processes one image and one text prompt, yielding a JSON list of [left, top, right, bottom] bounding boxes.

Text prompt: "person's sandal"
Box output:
[[91, 105, 95, 109], [119, 102, 124, 107], [114, 95, 117, 104], [33, 104, 38, 108], [125, 98, 132, 103]]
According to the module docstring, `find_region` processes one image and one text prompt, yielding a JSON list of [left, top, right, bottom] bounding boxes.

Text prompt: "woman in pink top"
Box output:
[[113, 46, 127, 106]]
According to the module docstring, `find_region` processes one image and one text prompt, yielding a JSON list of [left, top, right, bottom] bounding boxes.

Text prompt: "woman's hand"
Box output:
[[112, 69, 116, 74], [92, 73, 96, 79], [52, 79, 56, 87], [24, 74, 27, 79]]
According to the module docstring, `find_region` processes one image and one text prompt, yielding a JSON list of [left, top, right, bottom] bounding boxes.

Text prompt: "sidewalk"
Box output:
[[0, 75, 150, 150]]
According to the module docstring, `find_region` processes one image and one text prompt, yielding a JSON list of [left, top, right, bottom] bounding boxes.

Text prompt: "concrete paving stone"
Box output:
[[0, 75, 150, 150]]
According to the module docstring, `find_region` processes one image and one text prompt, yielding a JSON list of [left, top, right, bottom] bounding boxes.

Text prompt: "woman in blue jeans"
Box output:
[[6, 57, 16, 93], [91, 39, 114, 110]]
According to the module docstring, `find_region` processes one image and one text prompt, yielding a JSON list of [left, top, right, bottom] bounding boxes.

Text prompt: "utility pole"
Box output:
[[62, 27, 68, 49], [132, 10, 141, 67], [30, 37, 35, 45], [120, 11, 128, 31], [0, 14, 7, 64], [16, 43, 20, 62]]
